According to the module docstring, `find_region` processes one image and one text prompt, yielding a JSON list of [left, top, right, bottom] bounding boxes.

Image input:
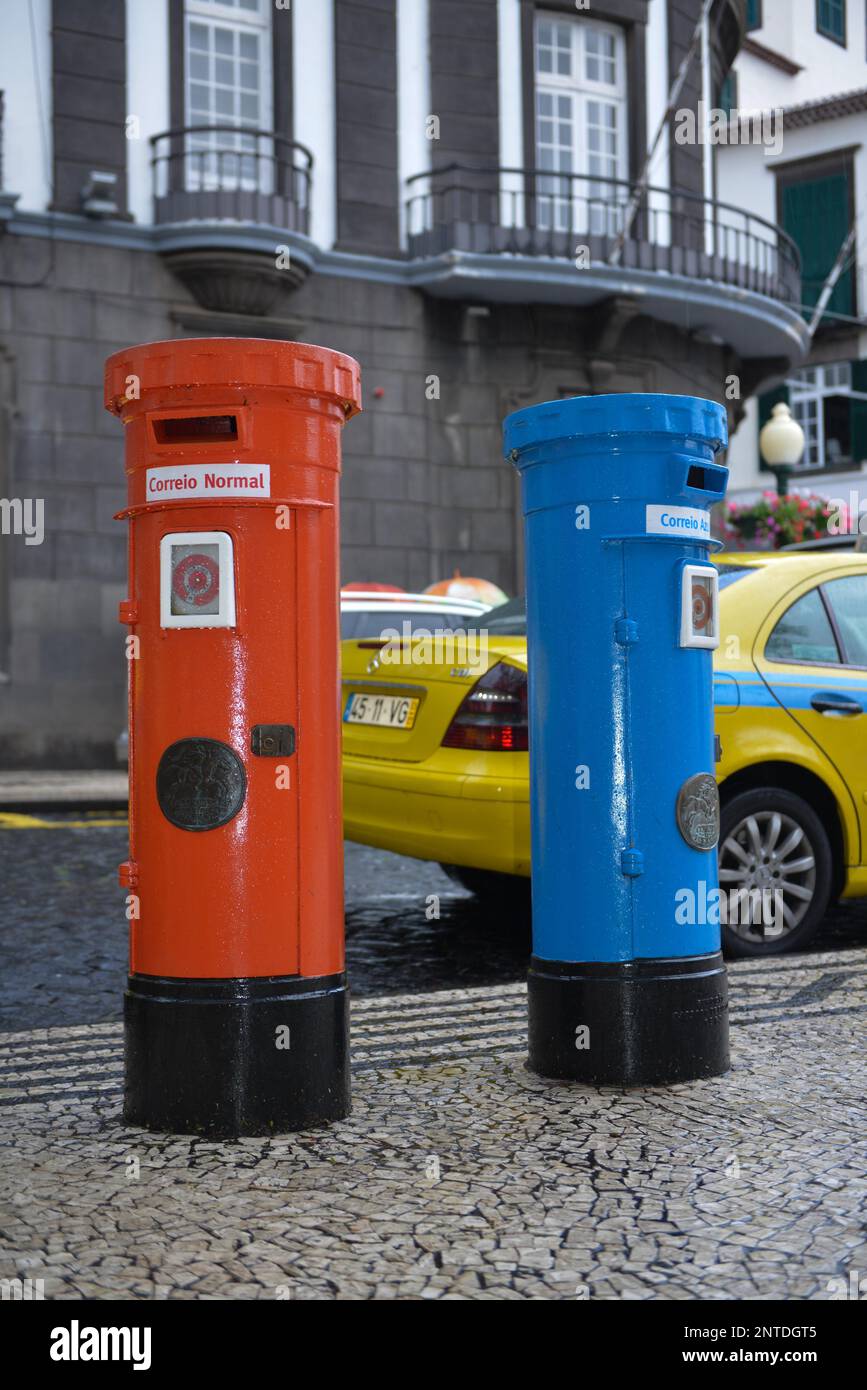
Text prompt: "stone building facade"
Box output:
[[0, 0, 808, 764]]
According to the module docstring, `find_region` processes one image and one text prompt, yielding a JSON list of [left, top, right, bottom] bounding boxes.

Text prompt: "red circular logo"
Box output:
[[692, 585, 711, 631], [172, 552, 220, 607]]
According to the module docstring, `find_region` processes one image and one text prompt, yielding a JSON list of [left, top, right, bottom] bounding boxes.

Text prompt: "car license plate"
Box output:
[[343, 692, 419, 730]]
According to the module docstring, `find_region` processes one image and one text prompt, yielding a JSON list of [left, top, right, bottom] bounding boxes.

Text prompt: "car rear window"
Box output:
[[341, 609, 484, 640], [483, 597, 527, 636], [715, 563, 761, 590]]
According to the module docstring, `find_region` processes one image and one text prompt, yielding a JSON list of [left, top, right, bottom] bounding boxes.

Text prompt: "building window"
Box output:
[[534, 11, 627, 234], [778, 161, 855, 323], [719, 71, 738, 117], [816, 0, 847, 46], [789, 363, 853, 470], [762, 360, 867, 471], [746, 0, 762, 31], [185, 0, 272, 189]]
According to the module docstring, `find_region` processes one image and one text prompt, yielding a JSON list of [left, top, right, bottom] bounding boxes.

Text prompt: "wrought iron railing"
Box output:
[[151, 124, 313, 233], [405, 164, 802, 306]]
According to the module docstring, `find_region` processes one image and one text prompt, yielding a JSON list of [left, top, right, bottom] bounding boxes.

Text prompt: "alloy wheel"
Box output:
[[718, 810, 817, 945]]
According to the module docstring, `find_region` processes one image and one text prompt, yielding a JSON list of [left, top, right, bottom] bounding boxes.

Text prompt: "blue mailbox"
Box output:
[[504, 394, 730, 1086]]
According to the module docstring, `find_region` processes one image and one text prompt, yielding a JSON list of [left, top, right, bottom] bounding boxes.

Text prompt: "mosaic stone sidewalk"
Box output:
[[1, 948, 865, 1300]]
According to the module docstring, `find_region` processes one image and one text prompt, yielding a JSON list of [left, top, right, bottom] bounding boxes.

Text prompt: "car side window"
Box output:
[[765, 588, 840, 664], [823, 575, 867, 667]]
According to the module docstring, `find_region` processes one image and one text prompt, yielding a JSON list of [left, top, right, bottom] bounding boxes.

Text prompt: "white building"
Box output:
[[717, 0, 867, 502]]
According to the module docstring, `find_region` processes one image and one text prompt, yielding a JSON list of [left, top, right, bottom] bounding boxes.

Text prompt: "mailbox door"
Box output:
[[624, 544, 721, 962], [129, 506, 301, 980]]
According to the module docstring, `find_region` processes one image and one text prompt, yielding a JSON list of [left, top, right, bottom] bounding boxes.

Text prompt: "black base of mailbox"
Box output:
[[527, 952, 729, 1086], [124, 971, 350, 1137]]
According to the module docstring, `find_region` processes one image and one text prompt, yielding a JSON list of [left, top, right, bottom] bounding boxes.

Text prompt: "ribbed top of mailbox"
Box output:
[[504, 393, 727, 462], [105, 338, 362, 419]]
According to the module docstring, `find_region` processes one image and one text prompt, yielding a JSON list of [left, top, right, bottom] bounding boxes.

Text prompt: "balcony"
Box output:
[[404, 165, 809, 369], [150, 125, 315, 316]]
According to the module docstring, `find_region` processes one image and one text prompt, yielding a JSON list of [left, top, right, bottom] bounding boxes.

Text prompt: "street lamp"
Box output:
[[759, 401, 805, 497]]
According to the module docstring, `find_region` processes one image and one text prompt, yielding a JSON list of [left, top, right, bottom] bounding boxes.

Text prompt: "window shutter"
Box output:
[[781, 171, 853, 322], [851, 359, 867, 465], [758, 385, 789, 430], [719, 72, 737, 116], [816, 0, 847, 45]]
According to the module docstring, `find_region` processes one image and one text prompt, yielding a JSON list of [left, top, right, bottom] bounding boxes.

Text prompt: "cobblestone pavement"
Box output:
[[1, 817, 864, 1032], [1, 949, 865, 1300], [1, 819, 865, 1299], [0, 822, 527, 1032]]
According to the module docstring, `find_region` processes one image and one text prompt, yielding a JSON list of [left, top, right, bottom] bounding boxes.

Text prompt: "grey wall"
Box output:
[[334, 0, 400, 255], [430, 0, 500, 171], [668, 0, 745, 241], [667, 0, 705, 226], [0, 239, 179, 766], [51, 0, 128, 216]]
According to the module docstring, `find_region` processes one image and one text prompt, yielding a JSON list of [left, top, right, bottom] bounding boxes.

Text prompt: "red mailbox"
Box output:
[[105, 338, 361, 1136]]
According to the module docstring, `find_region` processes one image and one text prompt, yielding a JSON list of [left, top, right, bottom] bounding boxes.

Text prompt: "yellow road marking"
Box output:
[[0, 812, 128, 830]]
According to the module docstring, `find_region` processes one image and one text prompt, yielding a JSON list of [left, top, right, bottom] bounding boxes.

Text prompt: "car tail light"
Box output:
[[441, 662, 528, 751]]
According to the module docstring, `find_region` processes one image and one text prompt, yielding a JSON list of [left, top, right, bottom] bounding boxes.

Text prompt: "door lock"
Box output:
[[251, 724, 296, 756]]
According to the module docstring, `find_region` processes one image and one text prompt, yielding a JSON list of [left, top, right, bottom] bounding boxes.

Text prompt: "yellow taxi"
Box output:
[[342, 552, 867, 956]]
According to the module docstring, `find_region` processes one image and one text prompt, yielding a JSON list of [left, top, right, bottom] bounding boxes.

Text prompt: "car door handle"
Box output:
[[810, 693, 863, 716]]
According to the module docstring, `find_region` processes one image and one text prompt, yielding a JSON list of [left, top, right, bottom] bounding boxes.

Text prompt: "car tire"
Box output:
[[439, 864, 532, 908], [718, 787, 832, 957]]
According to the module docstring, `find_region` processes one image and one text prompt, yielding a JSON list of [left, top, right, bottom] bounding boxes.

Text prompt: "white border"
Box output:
[[397, 0, 430, 249], [293, 0, 336, 248], [1, 0, 52, 212], [498, 0, 524, 229], [680, 564, 719, 650], [126, 0, 169, 224], [160, 531, 236, 629]]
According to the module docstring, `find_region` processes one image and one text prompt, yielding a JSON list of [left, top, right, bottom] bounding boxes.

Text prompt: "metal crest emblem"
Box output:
[[156, 737, 246, 832], [366, 655, 381, 674], [676, 772, 720, 850]]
